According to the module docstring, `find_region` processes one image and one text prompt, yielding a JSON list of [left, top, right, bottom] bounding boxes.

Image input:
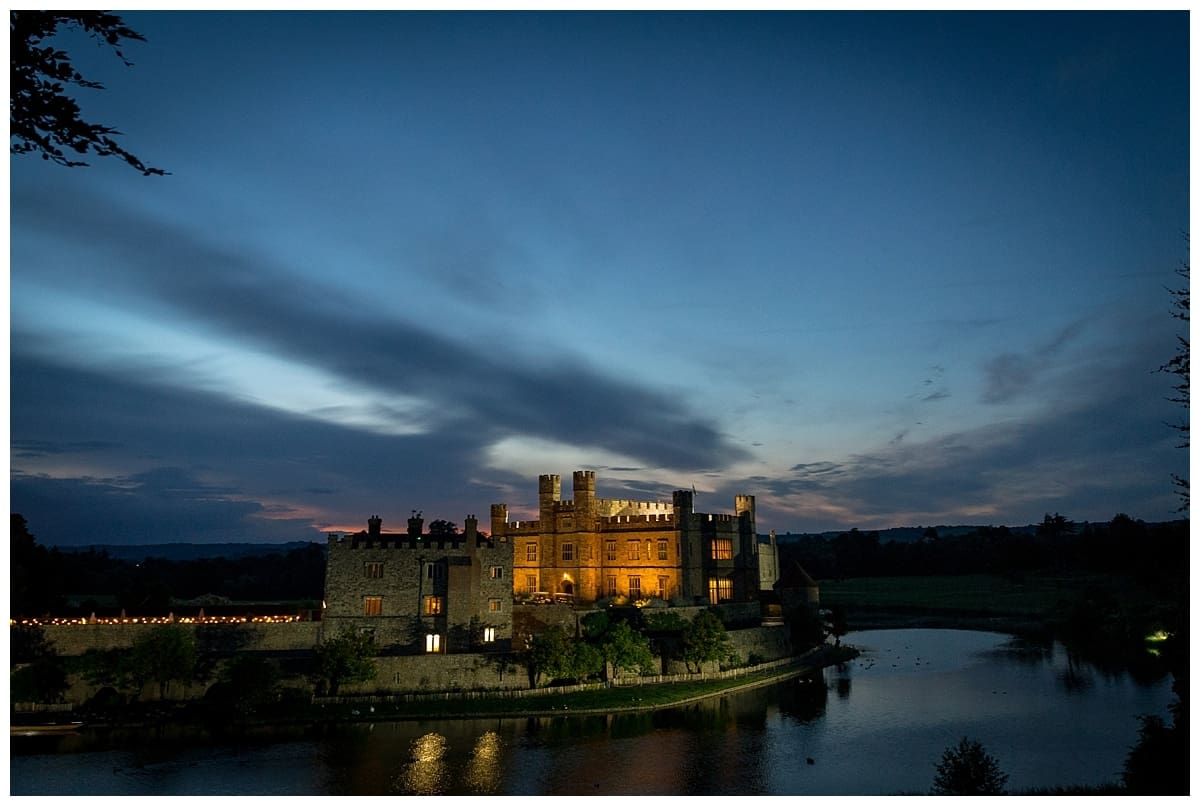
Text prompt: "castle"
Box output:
[[323, 511, 514, 652], [492, 470, 760, 606], [321, 470, 764, 655]]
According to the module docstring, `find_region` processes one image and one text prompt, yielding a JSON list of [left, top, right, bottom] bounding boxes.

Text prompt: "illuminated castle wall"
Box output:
[[492, 471, 759, 606]]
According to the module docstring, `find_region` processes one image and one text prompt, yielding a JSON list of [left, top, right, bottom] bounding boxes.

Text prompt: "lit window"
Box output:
[[526, 542, 538, 562], [710, 538, 733, 560], [364, 562, 384, 579], [707, 577, 732, 604], [423, 595, 444, 615], [489, 566, 504, 579], [526, 574, 538, 593], [605, 540, 617, 561], [425, 633, 441, 653], [627, 540, 640, 560], [657, 540, 668, 561], [629, 576, 641, 597], [657, 576, 668, 598], [606, 575, 617, 597], [488, 598, 502, 612], [561, 542, 574, 561], [364, 596, 383, 616], [483, 627, 496, 643]]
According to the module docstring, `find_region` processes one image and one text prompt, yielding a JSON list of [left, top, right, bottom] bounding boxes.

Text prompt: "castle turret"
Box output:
[[735, 494, 755, 520], [490, 503, 508, 540], [465, 513, 480, 545], [673, 489, 694, 517], [368, 515, 382, 538], [539, 474, 561, 523], [572, 470, 596, 520], [407, 510, 424, 538]]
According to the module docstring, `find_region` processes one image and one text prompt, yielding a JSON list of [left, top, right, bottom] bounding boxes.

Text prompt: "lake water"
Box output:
[[10, 629, 1174, 795]]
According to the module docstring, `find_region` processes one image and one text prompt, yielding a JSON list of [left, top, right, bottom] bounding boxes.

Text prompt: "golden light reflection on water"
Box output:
[[464, 731, 504, 793], [396, 732, 449, 794]]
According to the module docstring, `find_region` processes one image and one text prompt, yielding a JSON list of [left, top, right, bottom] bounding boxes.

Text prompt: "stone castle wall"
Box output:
[[34, 621, 323, 658]]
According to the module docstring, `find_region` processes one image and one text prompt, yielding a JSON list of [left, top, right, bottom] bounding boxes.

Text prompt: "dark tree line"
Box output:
[[11, 514, 326, 617], [777, 515, 1188, 589]]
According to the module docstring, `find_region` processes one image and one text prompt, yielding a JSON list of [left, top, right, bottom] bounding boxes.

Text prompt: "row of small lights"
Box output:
[[11, 615, 302, 626]]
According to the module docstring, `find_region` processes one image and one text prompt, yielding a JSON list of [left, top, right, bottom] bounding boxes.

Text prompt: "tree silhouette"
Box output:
[[679, 608, 735, 672], [600, 621, 655, 679], [427, 519, 459, 536], [10, 11, 166, 175], [1037, 512, 1075, 538], [311, 631, 376, 696], [1158, 258, 1188, 511], [931, 737, 1008, 795], [129, 623, 197, 700]]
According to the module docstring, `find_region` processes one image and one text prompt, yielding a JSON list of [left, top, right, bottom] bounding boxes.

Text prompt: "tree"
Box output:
[[11, 514, 64, 616], [1037, 512, 1075, 539], [11, 657, 69, 704], [679, 609, 736, 672], [824, 604, 849, 647], [1159, 259, 1189, 511], [11, 11, 165, 175], [930, 737, 1008, 795], [311, 631, 377, 696], [426, 519, 459, 536], [215, 654, 281, 713], [11, 625, 55, 666], [526, 625, 582, 685], [600, 621, 656, 679], [129, 623, 197, 700]]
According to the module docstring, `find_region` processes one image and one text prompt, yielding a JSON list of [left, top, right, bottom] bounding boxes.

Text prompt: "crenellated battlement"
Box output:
[[596, 498, 673, 517], [326, 533, 502, 550], [501, 520, 543, 533]]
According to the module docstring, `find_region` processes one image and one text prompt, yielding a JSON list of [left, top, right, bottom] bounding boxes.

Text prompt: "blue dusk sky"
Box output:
[[9, 10, 1191, 546]]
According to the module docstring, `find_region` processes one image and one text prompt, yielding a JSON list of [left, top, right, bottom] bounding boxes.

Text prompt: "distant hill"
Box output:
[[55, 541, 320, 562]]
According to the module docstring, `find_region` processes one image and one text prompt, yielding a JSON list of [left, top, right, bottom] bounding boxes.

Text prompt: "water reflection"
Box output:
[[463, 731, 504, 793], [11, 630, 1176, 796], [395, 732, 448, 794]]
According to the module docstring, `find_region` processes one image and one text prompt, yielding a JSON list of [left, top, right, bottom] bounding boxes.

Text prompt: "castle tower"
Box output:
[[407, 511, 424, 537], [573, 470, 596, 521], [735, 494, 755, 520], [539, 474, 561, 523], [368, 515, 382, 538], [672, 489, 694, 517], [490, 504, 509, 539]]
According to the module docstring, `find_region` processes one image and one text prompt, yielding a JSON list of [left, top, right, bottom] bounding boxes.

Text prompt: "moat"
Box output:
[[11, 629, 1172, 795]]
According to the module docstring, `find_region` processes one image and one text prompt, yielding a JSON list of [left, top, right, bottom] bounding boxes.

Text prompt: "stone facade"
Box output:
[[493, 471, 760, 607], [323, 513, 513, 653]]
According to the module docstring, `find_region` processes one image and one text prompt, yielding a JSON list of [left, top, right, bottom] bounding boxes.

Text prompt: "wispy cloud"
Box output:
[[13, 184, 747, 473]]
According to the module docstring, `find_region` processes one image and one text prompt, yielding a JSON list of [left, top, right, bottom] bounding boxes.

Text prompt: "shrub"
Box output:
[[931, 737, 1008, 795]]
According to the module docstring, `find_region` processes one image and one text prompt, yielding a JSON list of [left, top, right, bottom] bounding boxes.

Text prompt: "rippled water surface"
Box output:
[[11, 629, 1173, 795]]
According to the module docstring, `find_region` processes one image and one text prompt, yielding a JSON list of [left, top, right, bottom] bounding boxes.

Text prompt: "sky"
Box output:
[[8, 10, 1191, 546]]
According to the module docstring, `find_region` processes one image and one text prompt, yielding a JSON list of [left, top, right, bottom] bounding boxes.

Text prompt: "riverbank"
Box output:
[[70, 645, 859, 729]]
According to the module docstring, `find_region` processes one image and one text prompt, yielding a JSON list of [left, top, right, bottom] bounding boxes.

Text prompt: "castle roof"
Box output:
[[775, 561, 819, 590]]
